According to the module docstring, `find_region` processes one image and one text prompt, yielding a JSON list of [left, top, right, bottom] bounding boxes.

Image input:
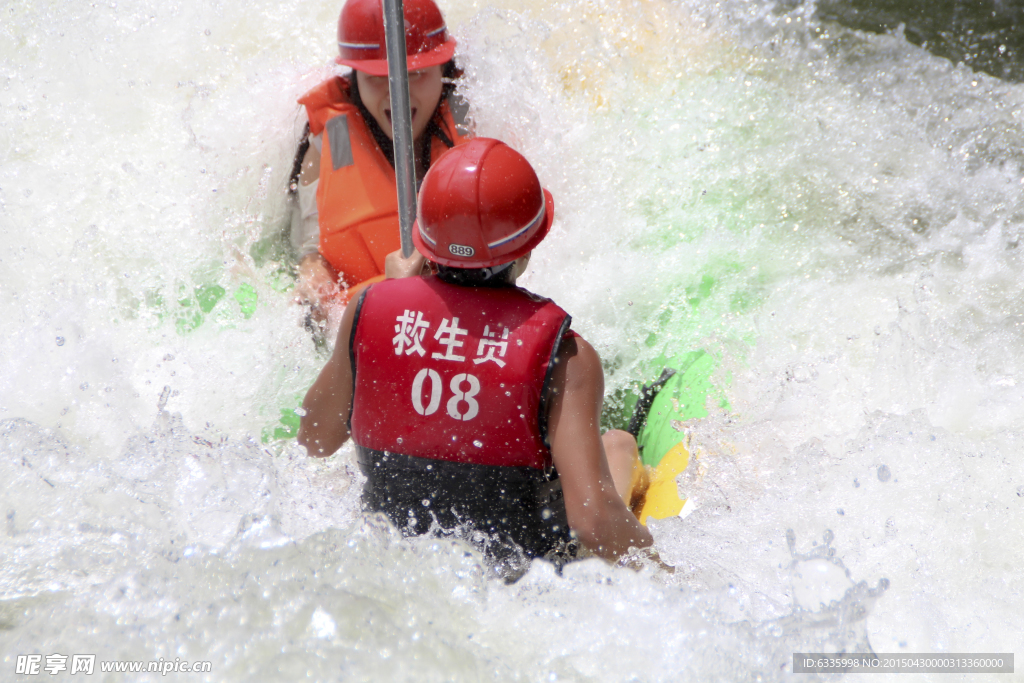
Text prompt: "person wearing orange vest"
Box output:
[[291, 0, 469, 322], [298, 139, 660, 570]]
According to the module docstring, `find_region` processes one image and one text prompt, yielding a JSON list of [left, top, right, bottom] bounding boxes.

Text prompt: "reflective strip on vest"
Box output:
[[325, 115, 353, 170]]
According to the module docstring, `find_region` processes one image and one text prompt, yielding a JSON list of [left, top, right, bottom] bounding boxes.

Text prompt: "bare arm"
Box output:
[[297, 296, 359, 456], [547, 335, 654, 560], [292, 143, 340, 309], [294, 253, 338, 301], [384, 249, 429, 279]]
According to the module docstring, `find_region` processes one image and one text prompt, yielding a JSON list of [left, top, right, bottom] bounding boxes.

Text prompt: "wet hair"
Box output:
[[349, 59, 459, 176], [288, 121, 311, 194], [288, 60, 459, 194], [435, 262, 516, 287]]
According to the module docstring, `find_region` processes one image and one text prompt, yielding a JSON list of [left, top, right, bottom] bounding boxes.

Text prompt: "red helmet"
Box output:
[[336, 0, 456, 76], [413, 139, 555, 269]]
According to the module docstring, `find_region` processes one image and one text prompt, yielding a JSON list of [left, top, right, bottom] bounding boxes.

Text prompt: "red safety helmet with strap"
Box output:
[[336, 0, 456, 76], [413, 138, 555, 269]]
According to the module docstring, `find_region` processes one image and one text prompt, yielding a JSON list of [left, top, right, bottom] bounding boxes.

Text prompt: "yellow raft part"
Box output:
[[638, 441, 690, 525]]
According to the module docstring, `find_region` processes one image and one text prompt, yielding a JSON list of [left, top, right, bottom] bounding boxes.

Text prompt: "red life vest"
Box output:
[[349, 276, 571, 469], [298, 77, 468, 288]]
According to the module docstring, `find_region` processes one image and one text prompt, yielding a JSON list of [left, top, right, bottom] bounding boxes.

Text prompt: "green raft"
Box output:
[[627, 349, 728, 525]]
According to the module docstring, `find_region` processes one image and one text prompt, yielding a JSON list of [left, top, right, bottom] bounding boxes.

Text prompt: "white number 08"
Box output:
[[411, 368, 481, 421]]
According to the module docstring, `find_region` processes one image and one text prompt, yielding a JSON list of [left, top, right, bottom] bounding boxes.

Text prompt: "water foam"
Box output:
[[2, 0, 1023, 680]]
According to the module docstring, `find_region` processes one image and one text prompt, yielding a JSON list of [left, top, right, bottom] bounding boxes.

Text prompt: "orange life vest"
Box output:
[[298, 77, 467, 290]]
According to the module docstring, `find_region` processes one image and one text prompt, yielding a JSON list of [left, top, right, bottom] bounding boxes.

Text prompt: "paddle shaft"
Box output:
[[381, 0, 417, 258]]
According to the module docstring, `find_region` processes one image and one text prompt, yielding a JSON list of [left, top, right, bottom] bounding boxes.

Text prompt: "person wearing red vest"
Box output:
[[298, 139, 657, 569], [291, 0, 469, 321]]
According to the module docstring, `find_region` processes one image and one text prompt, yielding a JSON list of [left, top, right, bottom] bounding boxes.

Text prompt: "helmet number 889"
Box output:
[[411, 368, 480, 421]]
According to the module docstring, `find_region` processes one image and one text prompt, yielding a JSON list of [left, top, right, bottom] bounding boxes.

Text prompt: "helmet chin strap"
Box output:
[[479, 262, 516, 280]]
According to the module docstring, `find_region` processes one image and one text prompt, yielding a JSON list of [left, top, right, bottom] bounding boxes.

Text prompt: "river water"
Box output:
[[2, 0, 1023, 681]]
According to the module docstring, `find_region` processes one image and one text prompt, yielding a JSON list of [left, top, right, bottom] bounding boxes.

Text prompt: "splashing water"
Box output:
[[2, 0, 1023, 680]]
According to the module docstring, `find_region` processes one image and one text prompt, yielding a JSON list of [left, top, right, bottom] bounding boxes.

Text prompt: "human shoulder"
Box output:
[[299, 76, 359, 135], [550, 327, 602, 398], [357, 276, 431, 309], [559, 331, 599, 368], [298, 75, 353, 107], [510, 284, 569, 311]]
